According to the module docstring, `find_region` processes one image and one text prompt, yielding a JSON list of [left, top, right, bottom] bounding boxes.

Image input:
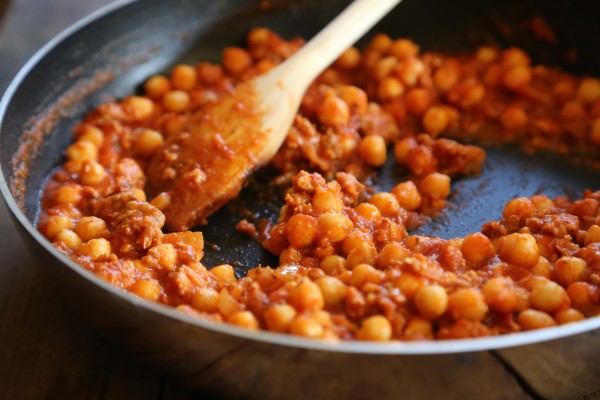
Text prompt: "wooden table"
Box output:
[[0, 1, 192, 398], [1, 1, 600, 399]]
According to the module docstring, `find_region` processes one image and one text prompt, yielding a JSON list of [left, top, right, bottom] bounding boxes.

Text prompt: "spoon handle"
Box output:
[[280, 0, 402, 88]]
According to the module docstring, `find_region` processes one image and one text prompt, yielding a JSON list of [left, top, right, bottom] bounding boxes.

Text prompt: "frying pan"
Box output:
[[2, 0, 600, 398]]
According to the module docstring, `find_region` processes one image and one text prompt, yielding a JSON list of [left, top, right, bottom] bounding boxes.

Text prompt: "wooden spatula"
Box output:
[[147, 0, 402, 231]]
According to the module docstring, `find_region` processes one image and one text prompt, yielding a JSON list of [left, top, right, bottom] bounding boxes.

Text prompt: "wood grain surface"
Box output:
[[0, 1, 192, 398], [0, 1, 599, 399]]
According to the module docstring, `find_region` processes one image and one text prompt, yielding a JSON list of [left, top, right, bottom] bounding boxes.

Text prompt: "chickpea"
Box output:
[[377, 242, 409, 268], [447, 288, 488, 321], [75, 216, 107, 242], [317, 94, 350, 126], [279, 248, 302, 265], [312, 187, 343, 213], [163, 115, 186, 136], [228, 311, 259, 330], [144, 75, 171, 98], [336, 85, 368, 114], [378, 77, 404, 100], [211, 264, 237, 286], [369, 192, 401, 217], [422, 106, 449, 136], [171, 64, 197, 91], [561, 101, 586, 120], [77, 126, 104, 147], [356, 315, 392, 341], [131, 189, 147, 202], [335, 47, 361, 70], [79, 160, 107, 186], [553, 79, 576, 103], [555, 308, 585, 325], [476, 46, 499, 63], [403, 316, 433, 339], [535, 236, 553, 260], [591, 118, 600, 145], [567, 282, 595, 309], [389, 39, 419, 59], [66, 140, 98, 161], [78, 238, 111, 261], [346, 242, 377, 269], [577, 78, 600, 103], [362, 50, 381, 71], [145, 243, 177, 271], [356, 203, 382, 226], [222, 47, 252, 74], [218, 288, 241, 317], [285, 214, 317, 248], [501, 106, 528, 132], [415, 285, 448, 320], [341, 230, 370, 255], [484, 65, 504, 87], [420, 172, 451, 200], [391, 181, 422, 211], [393, 137, 416, 164], [125, 96, 154, 120], [373, 57, 397, 80], [320, 69, 343, 86], [369, 33, 392, 53], [358, 135, 387, 167], [320, 255, 346, 275], [290, 279, 324, 311], [457, 79, 486, 108], [497, 233, 539, 268], [531, 256, 552, 279], [264, 304, 297, 332], [310, 310, 332, 327], [530, 195, 554, 212], [405, 88, 431, 115], [247, 27, 270, 47], [406, 145, 436, 176], [197, 62, 223, 85], [65, 161, 84, 179], [53, 184, 82, 205], [318, 212, 354, 243], [585, 224, 600, 245], [350, 263, 383, 288], [192, 287, 220, 313], [502, 197, 535, 220], [433, 65, 459, 91], [398, 58, 426, 87], [554, 256, 587, 287], [502, 47, 530, 68], [162, 90, 190, 112], [518, 309, 556, 330], [316, 276, 348, 307], [482, 277, 517, 314], [530, 278, 569, 313], [503, 65, 532, 91], [54, 229, 82, 250], [130, 279, 161, 302], [394, 272, 423, 300], [290, 315, 324, 338], [461, 232, 495, 265], [133, 129, 164, 157]]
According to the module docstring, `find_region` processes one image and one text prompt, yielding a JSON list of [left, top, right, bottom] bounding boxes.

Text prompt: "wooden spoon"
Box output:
[[147, 0, 402, 231]]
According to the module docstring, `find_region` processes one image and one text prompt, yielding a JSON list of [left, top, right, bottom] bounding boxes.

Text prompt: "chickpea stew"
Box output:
[[38, 29, 600, 342]]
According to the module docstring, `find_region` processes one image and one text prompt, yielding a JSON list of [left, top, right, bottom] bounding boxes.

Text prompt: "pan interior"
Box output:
[[2, 0, 600, 299]]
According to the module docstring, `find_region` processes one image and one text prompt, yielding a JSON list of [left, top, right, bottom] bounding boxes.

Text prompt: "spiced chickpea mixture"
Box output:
[[38, 28, 600, 341]]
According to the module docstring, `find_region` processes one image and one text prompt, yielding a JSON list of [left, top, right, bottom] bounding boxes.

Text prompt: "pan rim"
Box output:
[[1, 0, 600, 356]]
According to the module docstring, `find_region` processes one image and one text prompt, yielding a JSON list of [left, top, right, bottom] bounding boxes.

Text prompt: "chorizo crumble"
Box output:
[[38, 29, 600, 341]]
